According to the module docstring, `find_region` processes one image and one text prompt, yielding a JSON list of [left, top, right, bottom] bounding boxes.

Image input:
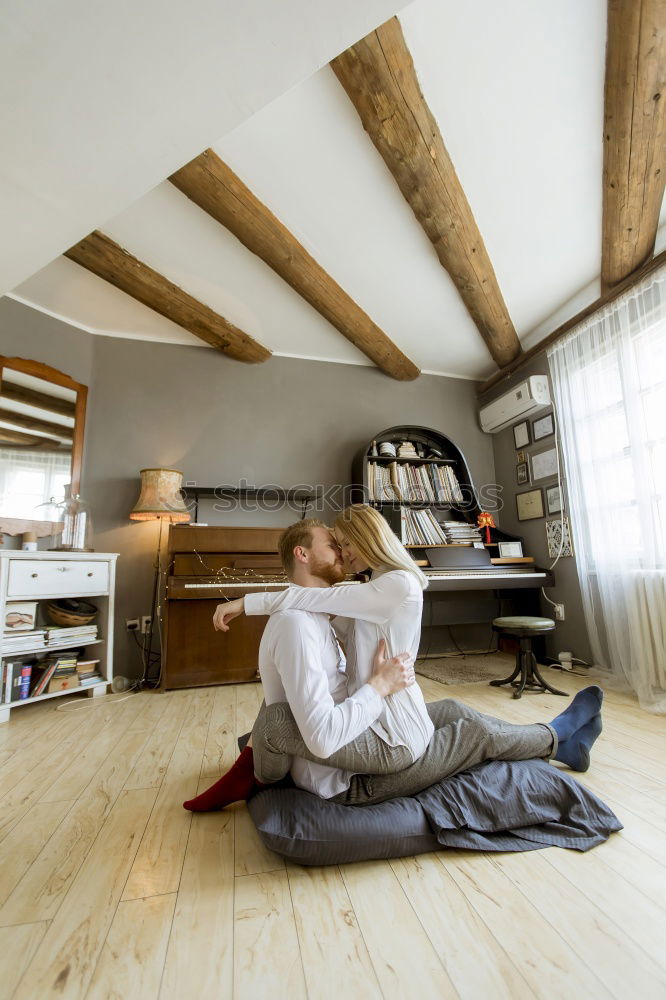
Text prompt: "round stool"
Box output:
[[490, 616, 567, 699]]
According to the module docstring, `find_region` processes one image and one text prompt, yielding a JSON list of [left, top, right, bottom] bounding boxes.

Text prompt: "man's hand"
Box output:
[[213, 597, 245, 632], [369, 638, 416, 697]]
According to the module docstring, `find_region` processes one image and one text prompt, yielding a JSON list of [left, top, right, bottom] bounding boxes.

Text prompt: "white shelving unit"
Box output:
[[0, 551, 119, 722]]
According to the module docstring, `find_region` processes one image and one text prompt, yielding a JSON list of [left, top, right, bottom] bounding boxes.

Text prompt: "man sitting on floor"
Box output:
[[184, 521, 603, 812]]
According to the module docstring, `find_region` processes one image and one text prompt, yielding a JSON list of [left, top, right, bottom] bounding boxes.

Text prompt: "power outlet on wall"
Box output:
[[553, 603, 566, 621], [141, 615, 152, 634]]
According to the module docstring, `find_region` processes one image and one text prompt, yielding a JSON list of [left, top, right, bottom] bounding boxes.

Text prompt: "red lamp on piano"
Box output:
[[477, 510, 496, 545], [129, 469, 190, 686]]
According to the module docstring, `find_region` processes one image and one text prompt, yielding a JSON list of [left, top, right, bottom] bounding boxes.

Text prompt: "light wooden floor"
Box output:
[[0, 669, 664, 1000]]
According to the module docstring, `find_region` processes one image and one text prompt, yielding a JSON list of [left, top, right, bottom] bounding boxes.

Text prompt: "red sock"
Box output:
[[183, 746, 264, 812]]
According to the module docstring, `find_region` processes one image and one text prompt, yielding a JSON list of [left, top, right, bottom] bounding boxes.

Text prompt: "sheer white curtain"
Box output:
[[547, 265, 666, 713]]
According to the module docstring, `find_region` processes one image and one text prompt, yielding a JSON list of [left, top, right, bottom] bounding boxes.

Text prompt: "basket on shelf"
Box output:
[[45, 599, 98, 627]]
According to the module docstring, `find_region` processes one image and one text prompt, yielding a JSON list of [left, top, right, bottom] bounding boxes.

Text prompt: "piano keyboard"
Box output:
[[426, 569, 546, 580], [183, 580, 287, 589]]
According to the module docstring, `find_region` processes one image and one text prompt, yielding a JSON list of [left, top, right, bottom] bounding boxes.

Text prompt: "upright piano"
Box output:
[[163, 523, 553, 689]]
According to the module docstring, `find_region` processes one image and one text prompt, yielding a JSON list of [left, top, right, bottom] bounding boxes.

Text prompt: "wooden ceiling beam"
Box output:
[[331, 17, 522, 370], [65, 232, 271, 364], [602, 0, 666, 291], [0, 381, 75, 417], [169, 151, 420, 381], [0, 407, 72, 440]]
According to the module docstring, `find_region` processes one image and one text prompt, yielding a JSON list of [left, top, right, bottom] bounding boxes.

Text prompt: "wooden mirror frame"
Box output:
[[0, 356, 88, 536]]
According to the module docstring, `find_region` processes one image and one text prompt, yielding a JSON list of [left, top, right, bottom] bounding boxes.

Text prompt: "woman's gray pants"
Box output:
[[251, 698, 557, 805]]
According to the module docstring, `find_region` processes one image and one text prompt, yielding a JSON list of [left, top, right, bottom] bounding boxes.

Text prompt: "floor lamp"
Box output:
[[129, 468, 190, 684]]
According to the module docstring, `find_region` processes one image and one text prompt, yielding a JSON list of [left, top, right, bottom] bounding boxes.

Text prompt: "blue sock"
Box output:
[[554, 713, 603, 772], [549, 686, 604, 743]]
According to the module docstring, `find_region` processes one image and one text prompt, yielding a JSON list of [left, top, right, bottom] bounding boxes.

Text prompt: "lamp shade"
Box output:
[[129, 468, 190, 522]]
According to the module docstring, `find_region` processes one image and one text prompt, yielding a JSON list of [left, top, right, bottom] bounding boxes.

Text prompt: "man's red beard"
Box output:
[[308, 555, 346, 586]]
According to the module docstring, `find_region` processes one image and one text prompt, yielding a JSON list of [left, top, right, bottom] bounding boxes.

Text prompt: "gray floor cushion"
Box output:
[[246, 758, 623, 867]]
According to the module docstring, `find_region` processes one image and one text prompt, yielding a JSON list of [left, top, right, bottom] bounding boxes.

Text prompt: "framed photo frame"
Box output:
[[532, 412, 555, 442], [498, 541, 523, 558], [531, 446, 558, 481], [516, 450, 527, 464], [516, 488, 544, 521], [516, 462, 529, 485], [513, 420, 531, 449], [546, 484, 562, 515], [546, 516, 573, 557]]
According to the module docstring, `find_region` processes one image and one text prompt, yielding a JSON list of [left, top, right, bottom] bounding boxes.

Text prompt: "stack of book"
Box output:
[[45, 624, 98, 647], [401, 509, 449, 546], [2, 630, 46, 654], [30, 652, 81, 696], [368, 462, 464, 505], [441, 521, 483, 546], [77, 658, 102, 686]]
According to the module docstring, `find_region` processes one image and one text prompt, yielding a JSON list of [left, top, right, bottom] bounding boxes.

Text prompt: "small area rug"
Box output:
[[415, 651, 547, 686]]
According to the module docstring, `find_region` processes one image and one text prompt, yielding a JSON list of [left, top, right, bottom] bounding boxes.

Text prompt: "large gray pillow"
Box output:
[[246, 758, 622, 866]]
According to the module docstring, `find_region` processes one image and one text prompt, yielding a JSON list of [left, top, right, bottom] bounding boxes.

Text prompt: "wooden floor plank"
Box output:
[[0, 729, 151, 925], [123, 693, 192, 791], [340, 860, 457, 999], [0, 922, 49, 997], [201, 685, 236, 780], [234, 869, 306, 1000], [287, 863, 382, 1000], [12, 787, 156, 1000], [160, 811, 234, 999], [0, 799, 72, 910], [492, 850, 666, 998], [86, 894, 177, 1000], [391, 853, 535, 1000], [122, 691, 213, 900], [440, 851, 608, 999]]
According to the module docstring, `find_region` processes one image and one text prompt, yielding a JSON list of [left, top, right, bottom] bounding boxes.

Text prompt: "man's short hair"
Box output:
[[278, 518, 327, 576]]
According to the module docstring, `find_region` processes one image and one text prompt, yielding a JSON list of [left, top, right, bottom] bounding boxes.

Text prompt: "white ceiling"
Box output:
[[5, 0, 666, 381]]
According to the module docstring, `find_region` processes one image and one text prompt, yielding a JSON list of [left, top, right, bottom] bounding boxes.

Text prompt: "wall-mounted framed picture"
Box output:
[[516, 450, 527, 464], [532, 412, 554, 442], [546, 484, 562, 514], [498, 541, 523, 558], [546, 515, 574, 558], [513, 421, 531, 449], [531, 446, 558, 481], [517, 462, 529, 485], [516, 488, 544, 521]]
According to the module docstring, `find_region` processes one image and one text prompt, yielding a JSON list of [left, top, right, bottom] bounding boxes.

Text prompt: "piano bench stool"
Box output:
[[490, 616, 567, 699]]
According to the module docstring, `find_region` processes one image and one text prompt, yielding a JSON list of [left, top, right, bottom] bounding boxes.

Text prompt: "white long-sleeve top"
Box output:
[[258, 608, 384, 798], [246, 569, 434, 761]]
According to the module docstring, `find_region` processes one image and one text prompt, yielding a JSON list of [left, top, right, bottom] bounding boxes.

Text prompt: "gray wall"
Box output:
[[81, 335, 495, 678], [480, 357, 593, 663], [2, 296, 592, 675]]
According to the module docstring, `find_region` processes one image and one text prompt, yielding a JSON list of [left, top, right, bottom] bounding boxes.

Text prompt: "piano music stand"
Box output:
[[490, 616, 567, 699]]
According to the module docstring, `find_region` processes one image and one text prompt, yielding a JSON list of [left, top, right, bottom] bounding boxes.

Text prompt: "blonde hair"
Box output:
[[278, 518, 327, 576], [334, 505, 428, 590]]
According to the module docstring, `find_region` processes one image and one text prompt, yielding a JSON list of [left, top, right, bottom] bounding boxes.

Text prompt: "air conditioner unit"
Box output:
[[479, 375, 551, 433]]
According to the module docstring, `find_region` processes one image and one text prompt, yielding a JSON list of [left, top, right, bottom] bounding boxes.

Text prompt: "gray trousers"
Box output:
[[251, 698, 556, 805]]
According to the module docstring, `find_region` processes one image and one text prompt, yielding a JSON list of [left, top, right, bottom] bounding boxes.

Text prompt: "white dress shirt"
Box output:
[[246, 569, 435, 763], [258, 608, 384, 798]]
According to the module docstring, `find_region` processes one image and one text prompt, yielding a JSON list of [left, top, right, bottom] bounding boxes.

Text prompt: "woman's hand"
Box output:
[[213, 597, 245, 631], [369, 638, 416, 697]]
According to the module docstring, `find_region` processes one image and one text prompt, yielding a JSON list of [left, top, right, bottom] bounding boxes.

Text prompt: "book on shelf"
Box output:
[[441, 521, 483, 545], [367, 460, 463, 504], [45, 625, 98, 646], [3, 661, 33, 703], [400, 508, 449, 546], [30, 661, 59, 697], [2, 630, 47, 654]]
